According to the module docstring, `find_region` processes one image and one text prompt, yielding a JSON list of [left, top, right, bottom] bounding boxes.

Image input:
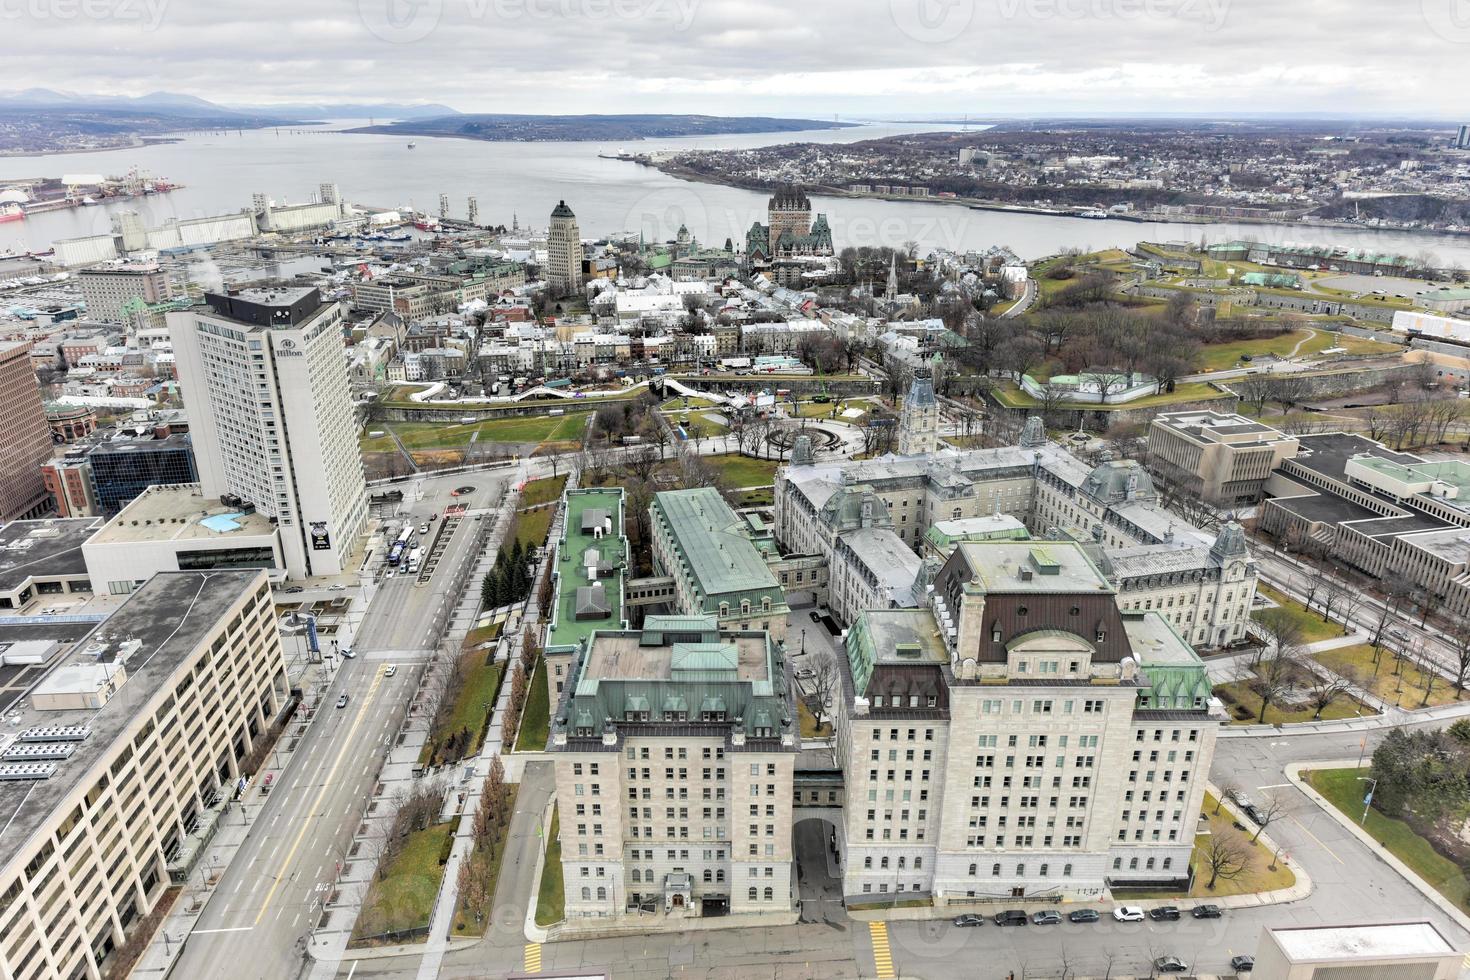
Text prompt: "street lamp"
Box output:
[[1357, 776, 1377, 825], [800, 629, 806, 655]]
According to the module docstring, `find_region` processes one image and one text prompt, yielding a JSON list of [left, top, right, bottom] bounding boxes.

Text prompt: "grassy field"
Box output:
[[419, 656, 503, 766], [508, 506, 556, 555], [462, 621, 502, 652], [1252, 583, 1346, 644], [535, 810, 565, 927], [991, 380, 1229, 411], [452, 785, 521, 936], [1213, 672, 1374, 726], [1315, 643, 1465, 709], [1306, 767, 1470, 915], [514, 660, 551, 752], [660, 396, 716, 411], [1124, 793, 1296, 899], [1196, 329, 1400, 371], [519, 475, 568, 508], [351, 820, 457, 943], [799, 702, 830, 738], [705, 453, 779, 487], [361, 414, 590, 456]]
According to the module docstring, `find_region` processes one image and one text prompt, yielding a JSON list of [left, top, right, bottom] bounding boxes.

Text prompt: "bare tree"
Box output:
[[1447, 612, 1470, 691], [1251, 646, 1305, 724], [1201, 834, 1250, 890], [1248, 794, 1287, 844], [1214, 780, 1239, 815], [1307, 665, 1359, 719]]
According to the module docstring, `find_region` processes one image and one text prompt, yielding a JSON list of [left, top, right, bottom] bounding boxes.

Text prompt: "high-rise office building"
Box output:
[[168, 288, 367, 579], [1457, 124, 1470, 150], [0, 340, 56, 522], [76, 264, 174, 325], [547, 200, 584, 297]]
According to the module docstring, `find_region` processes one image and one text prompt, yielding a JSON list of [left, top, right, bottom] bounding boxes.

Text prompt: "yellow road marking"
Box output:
[[524, 943, 543, 973], [255, 666, 386, 923], [868, 921, 894, 979], [1289, 814, 1344, 865]]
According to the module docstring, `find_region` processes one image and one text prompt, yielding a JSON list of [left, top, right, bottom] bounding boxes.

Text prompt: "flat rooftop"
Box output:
[[1271, 921, 1458, 962], [0, 570, 265, 871], [89, 484, 277, 545], [0, 518, 103, 593], [1294, 432, 1418, 482], [956, 540, 1113, 595], [859, 608, 947, 665], [548, 490, 626, 648], [581, 632, 773, 683], [1122, 613, 1200, 666]]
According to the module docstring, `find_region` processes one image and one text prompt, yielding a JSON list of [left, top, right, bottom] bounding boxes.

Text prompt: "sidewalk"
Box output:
[[1288, 759, 1470, 937], [131, 661, 338, 977], [846, 782, 1312, 924]]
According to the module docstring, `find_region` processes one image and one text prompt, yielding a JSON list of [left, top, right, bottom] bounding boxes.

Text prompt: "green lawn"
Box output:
[[660, 396, 716, 411], [509, 506, 555, 555], [1306, 767, 1470, 915], [1213, 673, 1374, 726], [520, 475, 568, 508], [1123, 793, 1296, 899], [706, 454, 779, 488], [1196, 330, 1400, 372], [799, 702, 830, 738], [361, 413, 591, 455], [462, 621, 502, 652], [419, 656, 503, 766], [452, 785, 521, 936], [1252, 583, 1346, 644], [535, 809, 564, 927], [1315, 643, 1465, 709], [991, 381, 1229, 411], [351, 821, 457, 943], [514, 659, 551, 752]]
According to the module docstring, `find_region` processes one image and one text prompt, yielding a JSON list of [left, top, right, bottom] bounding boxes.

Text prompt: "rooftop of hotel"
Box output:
[[548, 489, 627, 649], [0, 571, 266, 871], [955, 541, 1114, 595], [88, 484, 277, 545]]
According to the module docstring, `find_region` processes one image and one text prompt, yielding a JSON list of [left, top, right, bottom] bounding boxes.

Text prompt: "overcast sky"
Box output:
[[9, 0, 1470, 119]]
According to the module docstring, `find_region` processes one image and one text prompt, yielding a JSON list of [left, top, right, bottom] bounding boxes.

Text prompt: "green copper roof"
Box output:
[[652, 488, 785, 607], [547, 489, 628, 649]]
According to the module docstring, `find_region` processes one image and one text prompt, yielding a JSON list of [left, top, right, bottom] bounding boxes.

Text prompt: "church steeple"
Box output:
[[884, 252, 899, 305]]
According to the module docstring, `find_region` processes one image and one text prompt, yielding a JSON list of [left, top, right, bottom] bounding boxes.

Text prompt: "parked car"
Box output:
[[340, 647, 355, 659], [1031, 910, 1061, 925], [329, 584, 347, 592], [993, 909, 1028, 926], [1067, 908, 1100, 923], [1244, 803, 1268, 825], [1191, 904, 1222, 919], [1153, 955, 1189, 973], [794, 668, 816, 679], [384, 664, 398, 678], [1112, 906, 1145, 922], [1231, 954, 1255, 971], [808, 610, 822, 623], [1149, 906, 1182, 921], [952, 914, 984, 927], [336, 693, 349, 708], [282, 586, 304, 594], [1228, 788, 1253, 808]]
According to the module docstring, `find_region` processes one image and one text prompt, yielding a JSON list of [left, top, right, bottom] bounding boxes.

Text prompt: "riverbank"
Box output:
[[646, 158, 1470, 242]]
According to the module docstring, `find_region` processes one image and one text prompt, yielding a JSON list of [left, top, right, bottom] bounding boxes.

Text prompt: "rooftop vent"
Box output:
[[0, 762, 58, 781], [18, 725, 91, 743], [3, 742, 76, 762]]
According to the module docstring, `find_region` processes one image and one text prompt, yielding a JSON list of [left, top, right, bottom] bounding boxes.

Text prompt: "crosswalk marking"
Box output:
[[523, 943, 542, 973], [868, 921, 894, 979]]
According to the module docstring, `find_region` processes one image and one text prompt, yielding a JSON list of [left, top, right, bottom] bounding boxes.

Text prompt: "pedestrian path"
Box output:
[[523, 943, 543, 973], [867, 921, 894, 979]]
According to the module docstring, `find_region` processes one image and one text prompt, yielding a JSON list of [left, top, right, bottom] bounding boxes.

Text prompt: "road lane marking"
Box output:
[[523, 944, 542, 973], [191, 926, 254, 935], [1290, 815, 1344, 865], [868, 921, 894, 979], [254, 666, 386, 924]]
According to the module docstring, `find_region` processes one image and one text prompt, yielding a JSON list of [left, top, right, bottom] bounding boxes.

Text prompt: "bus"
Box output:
[[388, 526, 413, 566]]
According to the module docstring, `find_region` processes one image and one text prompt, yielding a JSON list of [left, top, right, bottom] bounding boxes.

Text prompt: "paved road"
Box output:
[[172, 474, 507, 980]]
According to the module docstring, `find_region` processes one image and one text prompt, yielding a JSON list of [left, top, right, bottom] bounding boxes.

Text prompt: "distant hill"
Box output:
[[225, 101, 458, 120], [0, 90, 458, 120], [344, 113, 857, 142]]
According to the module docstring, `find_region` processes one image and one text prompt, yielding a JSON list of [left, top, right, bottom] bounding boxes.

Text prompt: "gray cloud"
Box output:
[[3, 0, 1465, 117]]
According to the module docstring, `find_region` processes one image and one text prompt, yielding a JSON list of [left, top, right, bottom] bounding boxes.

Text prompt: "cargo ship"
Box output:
[[0, 203, 23, 223]]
